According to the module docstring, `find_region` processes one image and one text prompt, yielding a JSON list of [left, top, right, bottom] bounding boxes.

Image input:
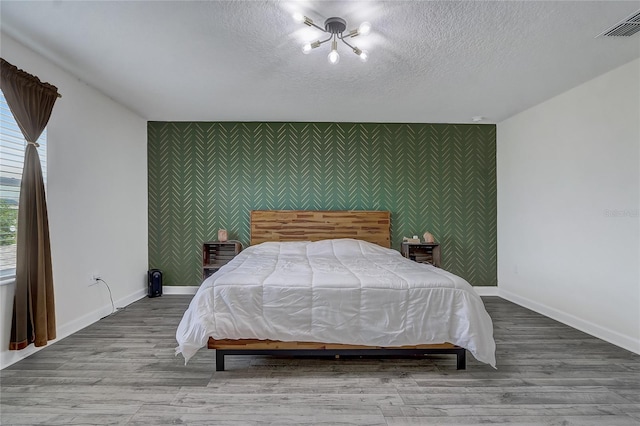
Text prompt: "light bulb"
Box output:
[[293, 12, 304, 23], [353, 47, 368, 63], [328, 49, 340, 64], [358, 21, 371, 36], [302, 43, 312, 54]]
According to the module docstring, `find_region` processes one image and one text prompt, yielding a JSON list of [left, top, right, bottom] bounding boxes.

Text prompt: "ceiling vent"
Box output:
[[598, 10, 640, 37]]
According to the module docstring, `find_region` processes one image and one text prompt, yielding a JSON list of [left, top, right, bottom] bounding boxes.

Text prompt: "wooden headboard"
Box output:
[[250, 210, 390, 248]]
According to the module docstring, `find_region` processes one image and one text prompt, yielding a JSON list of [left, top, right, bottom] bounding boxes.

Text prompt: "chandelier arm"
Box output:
[[318, 35, 333, 45], [339, 37, 357, 50], [309, 22, 327, 33], [346, 29, 359, 38]]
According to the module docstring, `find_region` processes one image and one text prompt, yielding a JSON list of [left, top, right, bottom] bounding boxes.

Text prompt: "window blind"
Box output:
[[0, 91, 47, 279]]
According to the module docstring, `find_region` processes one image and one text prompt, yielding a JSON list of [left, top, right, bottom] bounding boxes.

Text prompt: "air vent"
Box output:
[[598, 10, 640, 37]]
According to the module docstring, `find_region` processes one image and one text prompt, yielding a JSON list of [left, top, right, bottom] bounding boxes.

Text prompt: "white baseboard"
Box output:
[[499, 288, 640, 355], [163, 286, 199, 295], [0, 287, 147, 370], [473, 286, 500, 296], [58, 287, 147, 338]]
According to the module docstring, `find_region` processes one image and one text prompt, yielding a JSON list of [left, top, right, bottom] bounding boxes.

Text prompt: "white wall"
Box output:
[[0, 34, 149, 368], [497, 59, 640, 353]]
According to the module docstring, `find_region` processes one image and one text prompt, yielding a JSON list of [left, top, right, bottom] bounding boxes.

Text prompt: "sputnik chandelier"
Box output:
[[293, 12, 371, 64]]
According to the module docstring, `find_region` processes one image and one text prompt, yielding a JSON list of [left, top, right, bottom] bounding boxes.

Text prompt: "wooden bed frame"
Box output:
[[208, 210, 466, 371]]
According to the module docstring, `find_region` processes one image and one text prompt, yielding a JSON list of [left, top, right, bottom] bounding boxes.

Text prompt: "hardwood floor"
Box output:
[[1, 296, 639, 425]]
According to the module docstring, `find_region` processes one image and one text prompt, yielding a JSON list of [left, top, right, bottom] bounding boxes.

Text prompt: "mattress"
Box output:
[[176, 238, 496, 367]]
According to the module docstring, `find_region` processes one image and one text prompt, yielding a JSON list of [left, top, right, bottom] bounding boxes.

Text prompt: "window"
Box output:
[[0, 91, 47, 281]]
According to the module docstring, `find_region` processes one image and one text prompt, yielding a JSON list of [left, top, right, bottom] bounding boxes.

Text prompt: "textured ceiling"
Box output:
[[1, 1, 639, 123]]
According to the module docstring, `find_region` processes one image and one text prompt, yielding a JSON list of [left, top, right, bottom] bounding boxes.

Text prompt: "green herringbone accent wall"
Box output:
[[148, 122, 496, 287]]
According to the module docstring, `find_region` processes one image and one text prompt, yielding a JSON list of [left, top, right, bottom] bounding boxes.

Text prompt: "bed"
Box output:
[[176, 210, 496, 370]]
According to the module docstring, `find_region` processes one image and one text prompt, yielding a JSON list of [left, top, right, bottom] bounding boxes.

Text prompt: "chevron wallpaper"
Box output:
[[148, 122, 496, 287]]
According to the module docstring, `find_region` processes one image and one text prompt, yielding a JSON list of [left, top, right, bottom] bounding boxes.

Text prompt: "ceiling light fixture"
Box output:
[[294, 13, 371, 64]]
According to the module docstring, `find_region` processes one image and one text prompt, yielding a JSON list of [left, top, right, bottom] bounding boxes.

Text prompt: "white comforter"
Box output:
[[176, 239, 496, 367]]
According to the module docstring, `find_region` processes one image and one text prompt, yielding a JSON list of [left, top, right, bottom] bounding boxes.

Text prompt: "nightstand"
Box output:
[[401, 242, 441, 267], [202, 240, 242, 279]]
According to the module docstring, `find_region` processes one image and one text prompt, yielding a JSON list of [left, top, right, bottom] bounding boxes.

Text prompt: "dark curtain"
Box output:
[[1, 58, 60, 349]]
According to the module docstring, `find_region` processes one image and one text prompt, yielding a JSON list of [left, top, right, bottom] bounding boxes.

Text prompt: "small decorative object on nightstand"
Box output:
[[217, 229, 228, 242], [202, 240, 242, 279], [423, 231, 435, 243], [402, 236, 421, 244], [401, 241, 441, 267]]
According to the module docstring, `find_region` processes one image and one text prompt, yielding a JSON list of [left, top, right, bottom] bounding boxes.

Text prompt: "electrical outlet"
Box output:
[[88, 273, 101, 286]]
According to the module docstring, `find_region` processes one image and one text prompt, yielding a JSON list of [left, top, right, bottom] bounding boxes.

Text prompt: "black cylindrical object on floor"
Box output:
[[147, 269, 162, 298]]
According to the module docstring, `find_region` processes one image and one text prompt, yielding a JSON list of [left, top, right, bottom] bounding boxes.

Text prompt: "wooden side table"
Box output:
[[401, 242, 441, 267], [202, 240, 242, 279]]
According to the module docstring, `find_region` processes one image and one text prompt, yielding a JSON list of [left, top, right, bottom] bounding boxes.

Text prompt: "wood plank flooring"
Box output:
[[1, 296, 639, 425]]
